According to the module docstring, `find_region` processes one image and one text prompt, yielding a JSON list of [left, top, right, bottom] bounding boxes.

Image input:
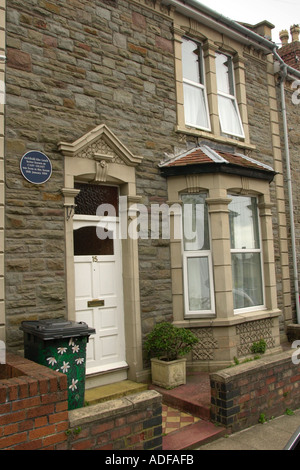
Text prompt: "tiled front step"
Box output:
[[149, 371, 211, 420], [163, 420, 227, 450]]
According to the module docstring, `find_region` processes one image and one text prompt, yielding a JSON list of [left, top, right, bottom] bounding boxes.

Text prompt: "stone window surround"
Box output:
[[58, 124, 144, 383], [173, 21, 253, 151], [166, 172, 281, 330]]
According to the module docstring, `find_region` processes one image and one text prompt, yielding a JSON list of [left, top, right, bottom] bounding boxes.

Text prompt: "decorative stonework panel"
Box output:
[[236, 319, 275, 356], [191, 328, 218, 360], [76, 139, 116, 161]]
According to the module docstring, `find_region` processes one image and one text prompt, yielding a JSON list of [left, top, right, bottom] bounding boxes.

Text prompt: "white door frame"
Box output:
[[59, 124, 145, 383]]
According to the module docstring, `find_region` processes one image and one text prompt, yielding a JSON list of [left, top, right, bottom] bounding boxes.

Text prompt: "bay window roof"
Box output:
[[159, 145, 276, 181]]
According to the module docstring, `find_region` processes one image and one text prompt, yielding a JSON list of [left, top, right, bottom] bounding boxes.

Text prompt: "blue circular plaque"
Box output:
[[20, 151, 52, 185]]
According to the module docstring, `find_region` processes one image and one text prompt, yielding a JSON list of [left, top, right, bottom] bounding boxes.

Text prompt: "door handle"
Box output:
[[87, 299, 105, 308]]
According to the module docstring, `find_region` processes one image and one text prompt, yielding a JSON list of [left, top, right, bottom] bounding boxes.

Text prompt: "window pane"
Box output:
[[218, 95, 243, 137], [232, 253, 263, 308], [183, 82, 209, 129], [187, 257, 211, 311], [182, 38, 202, 83], [74, 227, 114, 256], [216, 53, 233, 95], [182, 194, 210, 251], [229, 196, 260, 249]]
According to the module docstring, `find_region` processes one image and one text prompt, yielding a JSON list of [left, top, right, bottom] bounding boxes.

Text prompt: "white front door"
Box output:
[[73, 216, 127, 377]]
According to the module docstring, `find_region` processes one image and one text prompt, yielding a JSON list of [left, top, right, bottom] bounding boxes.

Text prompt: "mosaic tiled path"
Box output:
[[162, 404, 200, 435]]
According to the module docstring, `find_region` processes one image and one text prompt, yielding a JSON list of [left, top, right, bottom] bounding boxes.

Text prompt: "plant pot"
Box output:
[[150, 357, 187, 389]]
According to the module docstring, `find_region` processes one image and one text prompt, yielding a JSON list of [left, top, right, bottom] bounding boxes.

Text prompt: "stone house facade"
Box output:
[[1, 0, 300, 386]]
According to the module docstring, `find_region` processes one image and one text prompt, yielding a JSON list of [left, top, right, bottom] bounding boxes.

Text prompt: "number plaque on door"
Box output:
[[87, 299, 105, 308]]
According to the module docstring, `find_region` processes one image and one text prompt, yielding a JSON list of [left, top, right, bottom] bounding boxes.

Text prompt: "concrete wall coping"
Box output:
[[68, 390, 162, 428], [210, 349, 294, 381]]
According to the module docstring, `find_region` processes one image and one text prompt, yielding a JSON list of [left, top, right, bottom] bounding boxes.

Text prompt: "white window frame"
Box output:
[[216, 52, 245, 139], [181, 193, 215, 317], [183, 251, 215, 317], [229, 195, 265, 314], [182, 37, 211, 132]]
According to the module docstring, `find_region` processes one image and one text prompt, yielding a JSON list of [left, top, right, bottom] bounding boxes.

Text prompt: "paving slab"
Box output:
[[197, 409, 300, 450]]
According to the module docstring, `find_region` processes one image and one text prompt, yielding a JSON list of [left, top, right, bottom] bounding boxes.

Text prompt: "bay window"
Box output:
[[182, 193, 215, 316], [229, 195, 264, 312]]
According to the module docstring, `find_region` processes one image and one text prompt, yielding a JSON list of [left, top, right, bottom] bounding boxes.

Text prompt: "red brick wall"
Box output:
[[0, 353, 69, 450], [0, 353, 162, 450], [210, 350, 300, 432], [278, 42, 300, 71], [61, 390, 162, 450]]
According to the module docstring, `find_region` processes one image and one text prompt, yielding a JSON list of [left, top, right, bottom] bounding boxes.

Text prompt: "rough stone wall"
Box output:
[[5, 0, 176, 349], [279, 83, 300, 321], [244, 53, 274, 165]]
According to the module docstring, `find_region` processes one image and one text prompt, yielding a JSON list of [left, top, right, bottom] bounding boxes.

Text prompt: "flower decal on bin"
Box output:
[[41, 335, 88, 410]]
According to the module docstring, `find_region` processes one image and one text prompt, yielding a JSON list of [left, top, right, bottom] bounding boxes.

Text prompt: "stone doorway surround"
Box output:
[[58, 124, 144, 385]]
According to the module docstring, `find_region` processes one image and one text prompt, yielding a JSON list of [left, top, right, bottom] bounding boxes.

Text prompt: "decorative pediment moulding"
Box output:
[[58, 124, 143, 167]]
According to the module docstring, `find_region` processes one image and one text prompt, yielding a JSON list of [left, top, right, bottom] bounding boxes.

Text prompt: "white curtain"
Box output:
[[218, 95, 243, 137], [183, 82, 209, 129], [187, 256, 211, 311]]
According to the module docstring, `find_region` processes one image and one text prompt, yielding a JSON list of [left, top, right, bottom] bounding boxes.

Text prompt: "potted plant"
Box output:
[[144, 322, 198, 389]]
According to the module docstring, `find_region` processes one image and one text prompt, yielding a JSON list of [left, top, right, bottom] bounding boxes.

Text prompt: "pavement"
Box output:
[[197, 408, 300, 450]]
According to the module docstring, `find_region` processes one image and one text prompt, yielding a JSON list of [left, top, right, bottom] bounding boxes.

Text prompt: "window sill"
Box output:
[[175, 125, 256, 152], [174, 308, 281, 328]]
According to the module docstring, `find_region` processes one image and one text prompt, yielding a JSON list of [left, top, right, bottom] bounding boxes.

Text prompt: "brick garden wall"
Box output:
[[61, 390, 162, 450], [210, 349, 300, 432], [0, 353, 69, 450], [0, 353, 162, 450]]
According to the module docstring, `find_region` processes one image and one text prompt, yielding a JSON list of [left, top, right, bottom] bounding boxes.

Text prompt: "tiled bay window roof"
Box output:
[[159, 145, 276, 182]]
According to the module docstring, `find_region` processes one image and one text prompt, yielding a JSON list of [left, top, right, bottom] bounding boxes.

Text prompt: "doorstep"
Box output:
[[84, 380, 148, 405]]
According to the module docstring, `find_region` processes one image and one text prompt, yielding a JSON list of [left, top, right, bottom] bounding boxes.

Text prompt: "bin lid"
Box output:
[[20, 319, 96, 340]]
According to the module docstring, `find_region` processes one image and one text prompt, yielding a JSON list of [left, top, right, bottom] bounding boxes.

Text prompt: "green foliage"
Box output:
[[285, 408, 294, 416], [65, 426, 82, 437], [258, 412, 275, 424], [258, 413, 267, 424], [144, 322, 199, 361], [251, 339, 267, 355]]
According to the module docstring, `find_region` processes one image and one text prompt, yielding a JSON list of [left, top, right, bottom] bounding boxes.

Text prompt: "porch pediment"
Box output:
[[58, 124, 143, 167]]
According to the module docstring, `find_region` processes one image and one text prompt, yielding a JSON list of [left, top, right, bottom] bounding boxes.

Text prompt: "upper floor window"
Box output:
[[215, 53, 244, 138], [182, 37, 211, 131]]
